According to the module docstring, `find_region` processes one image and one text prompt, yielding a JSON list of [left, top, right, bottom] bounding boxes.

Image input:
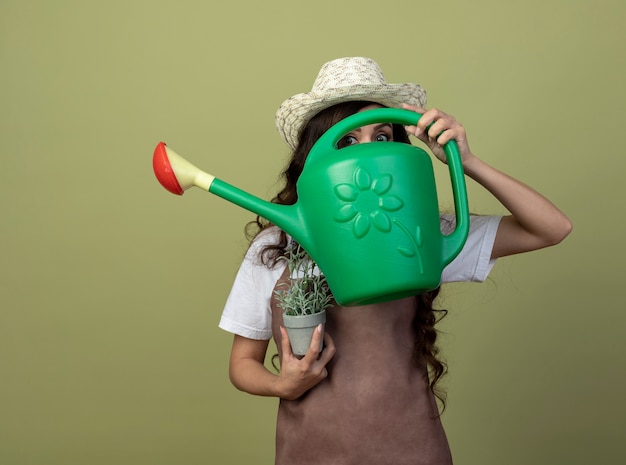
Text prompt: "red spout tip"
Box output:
[[153, 142, 184, 195]]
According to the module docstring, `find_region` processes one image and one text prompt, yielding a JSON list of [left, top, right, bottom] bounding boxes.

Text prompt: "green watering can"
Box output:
[[153, 108, 470, 306]]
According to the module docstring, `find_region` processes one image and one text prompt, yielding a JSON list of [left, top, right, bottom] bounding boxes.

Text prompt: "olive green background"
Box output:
[[1, 0, 624, 464]]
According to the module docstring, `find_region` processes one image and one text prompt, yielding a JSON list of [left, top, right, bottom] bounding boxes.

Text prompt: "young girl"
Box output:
[[219, 57, 572, 465]]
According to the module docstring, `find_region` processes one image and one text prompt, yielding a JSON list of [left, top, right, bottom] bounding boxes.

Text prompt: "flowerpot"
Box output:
[[282, 310, 326, 357]]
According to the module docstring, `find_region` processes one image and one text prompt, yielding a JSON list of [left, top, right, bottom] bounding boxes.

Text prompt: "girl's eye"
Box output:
[[375, 133, 391, 142], [339, 135, 358, 148]]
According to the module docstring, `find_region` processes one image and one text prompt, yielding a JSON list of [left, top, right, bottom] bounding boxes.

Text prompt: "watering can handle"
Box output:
[[307, 107, 469, 266]]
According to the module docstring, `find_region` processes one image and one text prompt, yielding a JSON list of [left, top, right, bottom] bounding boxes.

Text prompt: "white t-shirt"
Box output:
[[219, 214, 502, 340]]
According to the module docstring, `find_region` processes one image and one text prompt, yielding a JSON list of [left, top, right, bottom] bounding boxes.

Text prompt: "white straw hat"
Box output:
[[275, 57, 427, 150]]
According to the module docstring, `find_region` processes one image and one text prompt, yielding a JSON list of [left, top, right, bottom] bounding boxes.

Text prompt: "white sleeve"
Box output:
[[218, 229, 285, 340], [441, 214, 502, 283]]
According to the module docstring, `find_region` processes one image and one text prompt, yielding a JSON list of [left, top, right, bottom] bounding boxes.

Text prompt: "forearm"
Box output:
[[463, 155, 572, 256], [229, 355, 285, 398], [228, 335, 286, 398]]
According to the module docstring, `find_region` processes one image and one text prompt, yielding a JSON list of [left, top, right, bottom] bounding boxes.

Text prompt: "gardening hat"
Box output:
[[275, 57, 427, 150]]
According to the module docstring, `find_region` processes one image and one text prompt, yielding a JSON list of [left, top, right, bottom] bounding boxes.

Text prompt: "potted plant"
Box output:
[[274, 243, 333, 357]]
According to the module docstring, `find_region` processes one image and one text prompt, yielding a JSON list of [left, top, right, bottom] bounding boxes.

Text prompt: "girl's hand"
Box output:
[[277, 324, 336, 400], [401, 103, 475, 166]]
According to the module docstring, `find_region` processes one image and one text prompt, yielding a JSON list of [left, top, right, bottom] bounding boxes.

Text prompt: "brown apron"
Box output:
[[270, 269, 453, 465]]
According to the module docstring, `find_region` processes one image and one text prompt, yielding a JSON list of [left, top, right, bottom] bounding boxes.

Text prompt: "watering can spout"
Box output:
[[152, 142, 215, 195], [152, 142, 311, 250]]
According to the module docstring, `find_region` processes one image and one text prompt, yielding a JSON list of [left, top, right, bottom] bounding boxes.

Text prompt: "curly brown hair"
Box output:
[[247, 101, 448, 411]]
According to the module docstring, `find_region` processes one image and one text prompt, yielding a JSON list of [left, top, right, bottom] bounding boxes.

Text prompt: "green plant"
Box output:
[[274, 244, 333, 316]]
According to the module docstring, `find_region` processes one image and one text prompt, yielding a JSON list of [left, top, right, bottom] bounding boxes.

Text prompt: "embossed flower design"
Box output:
[[333, 167, 404, 239]]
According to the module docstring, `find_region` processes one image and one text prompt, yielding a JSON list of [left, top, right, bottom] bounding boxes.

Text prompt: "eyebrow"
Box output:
[[353, 123, 393, 133]]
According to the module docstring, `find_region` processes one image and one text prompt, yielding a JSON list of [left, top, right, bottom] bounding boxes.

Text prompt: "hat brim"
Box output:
[[275, 83, 427, 150]]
